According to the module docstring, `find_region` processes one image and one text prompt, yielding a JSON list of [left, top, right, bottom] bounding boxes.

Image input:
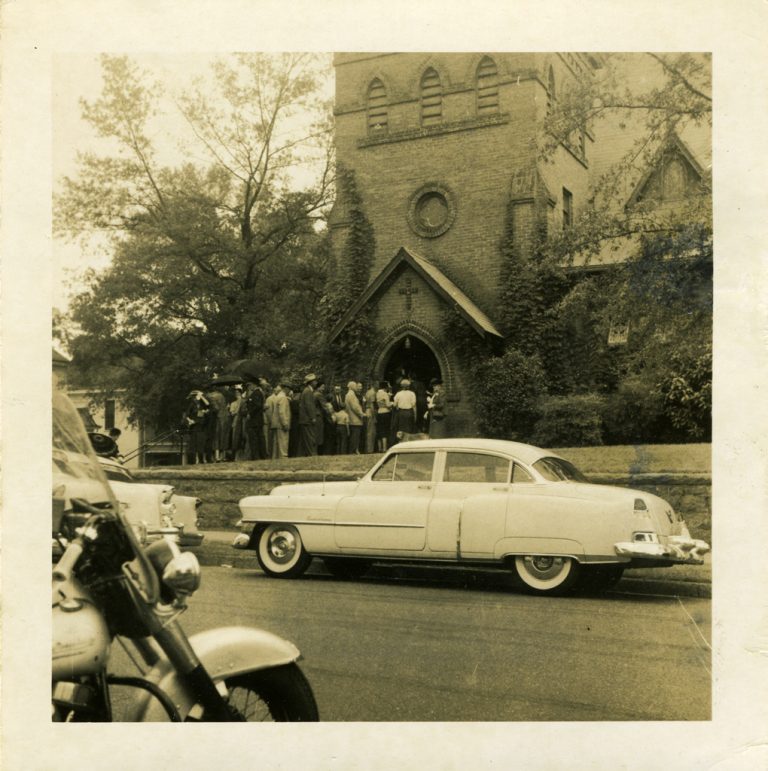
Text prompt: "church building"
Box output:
[[326, 53, 708, 435]]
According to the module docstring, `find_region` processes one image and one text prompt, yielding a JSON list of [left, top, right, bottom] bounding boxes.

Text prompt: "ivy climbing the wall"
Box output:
[[320, 164, 377, 376]]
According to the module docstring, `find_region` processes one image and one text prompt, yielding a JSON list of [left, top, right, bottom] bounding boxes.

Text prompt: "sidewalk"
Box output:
[[195, 529, 711, 598]]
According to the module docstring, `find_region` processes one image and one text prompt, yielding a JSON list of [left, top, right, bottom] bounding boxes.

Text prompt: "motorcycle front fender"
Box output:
[[124, 625, 301, 721]]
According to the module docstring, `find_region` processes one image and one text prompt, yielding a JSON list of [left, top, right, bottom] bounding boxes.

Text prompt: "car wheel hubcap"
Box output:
[[524, 555, 564, 579], [269, 531, 297, 563]]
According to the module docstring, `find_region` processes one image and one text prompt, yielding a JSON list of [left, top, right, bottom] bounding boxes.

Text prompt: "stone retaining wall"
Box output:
[[134, 468, 712, 542]]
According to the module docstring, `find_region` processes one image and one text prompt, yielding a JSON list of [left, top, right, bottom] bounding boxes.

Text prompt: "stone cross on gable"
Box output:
[[399, 277, 419, 312]]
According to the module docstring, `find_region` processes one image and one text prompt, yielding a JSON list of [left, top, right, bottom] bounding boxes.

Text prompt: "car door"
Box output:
[[428, 451, 512, 559], [334, 450, 436, 552]]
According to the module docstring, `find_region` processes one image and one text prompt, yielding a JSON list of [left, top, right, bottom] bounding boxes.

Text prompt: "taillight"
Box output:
[[632, 531, 659, 543]]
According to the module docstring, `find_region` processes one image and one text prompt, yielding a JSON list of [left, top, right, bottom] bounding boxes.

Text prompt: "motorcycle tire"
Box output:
[[221, 664, 319, 722]]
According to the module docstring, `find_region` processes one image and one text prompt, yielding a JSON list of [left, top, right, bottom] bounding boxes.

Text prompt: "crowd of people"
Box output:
[[182, 373, 447, 464]]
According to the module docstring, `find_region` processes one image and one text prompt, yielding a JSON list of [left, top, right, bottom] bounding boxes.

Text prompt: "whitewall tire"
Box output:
[[256, 524, 312, 578], [514, 555, 580, 595]]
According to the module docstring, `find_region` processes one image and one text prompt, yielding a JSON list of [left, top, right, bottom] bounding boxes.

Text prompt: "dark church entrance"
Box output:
[[382, 335, 442, 431], [382, 335, 442, 389]]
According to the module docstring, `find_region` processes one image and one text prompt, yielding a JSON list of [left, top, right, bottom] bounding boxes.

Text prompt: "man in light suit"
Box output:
[[266, 383, 291, 459], [345, 380, 365, 454]]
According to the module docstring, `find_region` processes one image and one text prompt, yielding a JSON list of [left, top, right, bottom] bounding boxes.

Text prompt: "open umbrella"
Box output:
[[226, 358, 279, 383], [205, 373, 245, 388]]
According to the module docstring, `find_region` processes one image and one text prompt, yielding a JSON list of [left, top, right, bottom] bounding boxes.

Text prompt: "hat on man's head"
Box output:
[[401, 378, 411, 387], [347, 381, 357, 389], [430, 378, 443, 386], [304, 373, 318, 383]]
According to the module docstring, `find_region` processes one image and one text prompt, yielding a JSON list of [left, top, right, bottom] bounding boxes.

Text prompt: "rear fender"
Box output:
[[124, 625, 300, 721], [494, 537, 585, 562]]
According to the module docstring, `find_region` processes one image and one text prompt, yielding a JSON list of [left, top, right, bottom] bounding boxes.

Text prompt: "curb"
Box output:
[[192, 539, 710, 598], [617, 576, 711, 599]]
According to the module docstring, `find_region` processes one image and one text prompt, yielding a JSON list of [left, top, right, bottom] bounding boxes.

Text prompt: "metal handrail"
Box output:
[[122, 427, 183, 463]]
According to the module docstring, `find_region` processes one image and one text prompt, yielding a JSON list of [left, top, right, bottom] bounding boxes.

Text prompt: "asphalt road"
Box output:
[[165, 562, 711, 721]]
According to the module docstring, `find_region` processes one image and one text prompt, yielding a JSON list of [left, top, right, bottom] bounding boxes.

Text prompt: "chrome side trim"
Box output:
[[336, 522, 424, 529]]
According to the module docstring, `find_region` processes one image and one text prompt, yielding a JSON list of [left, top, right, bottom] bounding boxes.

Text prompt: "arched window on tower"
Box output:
[[367, 78, 388, 133], [547, 65, 556, 115], [420, 68, 442, 126], [476, 56, 499, 115]]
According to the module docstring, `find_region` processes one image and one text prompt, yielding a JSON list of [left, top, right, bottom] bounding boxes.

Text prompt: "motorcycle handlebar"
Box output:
[[52, 538, 85, 582]]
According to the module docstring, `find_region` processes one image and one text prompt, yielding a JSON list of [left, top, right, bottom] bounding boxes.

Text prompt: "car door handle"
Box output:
[[418, 484, 432, 490], [492, 487, 509, 492]]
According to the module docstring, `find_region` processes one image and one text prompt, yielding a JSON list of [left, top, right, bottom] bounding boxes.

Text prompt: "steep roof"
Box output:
[[328, 247, 503, 343], [52, 347, 71, 365]]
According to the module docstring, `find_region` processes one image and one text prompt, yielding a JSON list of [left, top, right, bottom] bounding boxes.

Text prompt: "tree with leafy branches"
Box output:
[[490, 53, 712, 443], [56, 53, 334, 428]]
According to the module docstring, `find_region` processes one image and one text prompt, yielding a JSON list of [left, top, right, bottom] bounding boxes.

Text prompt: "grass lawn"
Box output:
[[174, 443, 711, 476]]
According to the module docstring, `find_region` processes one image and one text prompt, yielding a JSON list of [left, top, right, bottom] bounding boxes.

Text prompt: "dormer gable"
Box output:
[[627, 134, 707, 209]]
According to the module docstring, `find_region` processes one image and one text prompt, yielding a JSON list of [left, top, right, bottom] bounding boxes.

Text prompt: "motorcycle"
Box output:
[[52, 388, 319, 722]]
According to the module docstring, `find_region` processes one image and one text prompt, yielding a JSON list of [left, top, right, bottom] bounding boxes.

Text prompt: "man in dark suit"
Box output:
[[298, 373, 319, 456], [244, 379, 267, 460]]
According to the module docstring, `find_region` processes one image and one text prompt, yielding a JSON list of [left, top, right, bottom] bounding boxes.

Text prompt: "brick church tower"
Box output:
[[328, 53, 601, 434]]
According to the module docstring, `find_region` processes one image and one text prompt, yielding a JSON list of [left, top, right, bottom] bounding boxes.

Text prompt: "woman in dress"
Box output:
[[428, 379, 448, 438], [375, 381, 392, 452]]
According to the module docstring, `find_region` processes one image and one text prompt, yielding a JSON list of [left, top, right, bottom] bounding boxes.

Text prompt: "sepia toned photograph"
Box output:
[[3, 1, 767, 768], [51, 51, 712, 722]]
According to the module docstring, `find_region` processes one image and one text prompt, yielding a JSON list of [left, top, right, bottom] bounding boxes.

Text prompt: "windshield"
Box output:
[[532, 456, 588, 483], [53, 389, 117, 509]]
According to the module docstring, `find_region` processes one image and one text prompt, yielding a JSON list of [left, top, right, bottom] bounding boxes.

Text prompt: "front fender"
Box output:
[[124, 626, 300, 721]]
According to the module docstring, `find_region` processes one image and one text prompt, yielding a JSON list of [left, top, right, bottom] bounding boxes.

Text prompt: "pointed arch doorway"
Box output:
[[380, 335, 442, 433], [381, 334, 442, 388]]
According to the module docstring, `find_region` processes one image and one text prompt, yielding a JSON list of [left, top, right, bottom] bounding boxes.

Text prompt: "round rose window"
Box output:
[[408, 184, 456, 238]]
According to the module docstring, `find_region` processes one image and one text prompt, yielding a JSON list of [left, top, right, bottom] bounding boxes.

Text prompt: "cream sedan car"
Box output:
[[98, 458, 204, 549], [234, 439, 709, 595]]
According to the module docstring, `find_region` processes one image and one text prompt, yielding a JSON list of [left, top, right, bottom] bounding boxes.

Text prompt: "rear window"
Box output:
[[443, 452, 510, 483], [532, 457, 587, 482]]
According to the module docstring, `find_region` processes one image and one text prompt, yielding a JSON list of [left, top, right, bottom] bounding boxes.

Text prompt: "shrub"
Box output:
[[600, 376, 669, 444], [472, 349, 548, 440], [658, 345, 712, 441], [531, 394, 606, 447]]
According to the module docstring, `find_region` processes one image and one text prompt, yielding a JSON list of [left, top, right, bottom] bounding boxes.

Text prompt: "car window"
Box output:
[[376, 452, 436, 482], [512, 463, 534, 483], [532, 457, 587, 482], [371, 454, 397, 481], [443, 452, 510, 483], [393, 452, 435, 481]]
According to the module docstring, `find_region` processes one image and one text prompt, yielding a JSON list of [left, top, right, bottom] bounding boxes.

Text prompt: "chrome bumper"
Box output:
[[615, 536, 710, 564], [232, 533, 251, 550]]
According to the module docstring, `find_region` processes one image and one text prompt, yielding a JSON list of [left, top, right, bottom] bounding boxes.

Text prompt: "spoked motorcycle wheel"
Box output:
[[221, 664, 319, 722]]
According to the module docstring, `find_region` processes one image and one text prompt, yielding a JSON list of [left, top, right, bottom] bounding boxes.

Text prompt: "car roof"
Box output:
[[392, 438, 564, 466]]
